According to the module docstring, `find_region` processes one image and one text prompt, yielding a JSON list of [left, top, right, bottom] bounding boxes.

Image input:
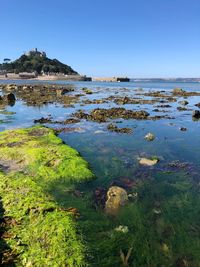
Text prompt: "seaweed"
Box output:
[[0, 126, 94, 266]]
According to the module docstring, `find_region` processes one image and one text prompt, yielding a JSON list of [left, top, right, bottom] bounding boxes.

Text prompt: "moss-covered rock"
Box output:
[[0, 126, 94, 266]]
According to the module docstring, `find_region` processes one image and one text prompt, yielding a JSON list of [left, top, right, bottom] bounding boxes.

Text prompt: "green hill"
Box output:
[[1, 49, 78, 75]]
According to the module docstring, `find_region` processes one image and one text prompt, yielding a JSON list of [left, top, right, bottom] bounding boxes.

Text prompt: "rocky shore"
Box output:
[[1, 82, 200, 266]]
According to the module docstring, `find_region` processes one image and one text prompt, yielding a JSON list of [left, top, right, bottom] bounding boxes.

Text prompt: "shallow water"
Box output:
[[1, 80, 200, 266]]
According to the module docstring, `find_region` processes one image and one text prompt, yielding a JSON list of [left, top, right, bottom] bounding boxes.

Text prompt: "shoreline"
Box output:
[[0, 74, 92, 82]]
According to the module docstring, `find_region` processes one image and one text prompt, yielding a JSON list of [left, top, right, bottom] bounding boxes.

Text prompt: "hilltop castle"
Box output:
[[25, 48, 46, 58]]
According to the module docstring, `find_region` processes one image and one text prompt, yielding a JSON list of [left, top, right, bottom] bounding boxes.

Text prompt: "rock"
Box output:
[[5, 84, 17, 91], [168, 160, 188, 169], [63, 118, 80, 124], [176, 258, 189, 267], [107, 123, 132, 134], [156, 104, 171, 108], [178, 100, 188, 106], [128, 192, 138, 200], [179, 127, 187, 131], [192, 110, 200, 119], [177, 106, 187, 111], [114, 225, 129, 233], [161, 243, 170, 254], [153, 208, 161, 214], [0, 93, 16, 107], [173, 88, 200, 97], [82, 88, 93, 94], [94, 187, 107, 208], [105, 186, 128, 215], [94, 130, 105, 134], [74, 108, 150, 122], [56, 88, 72, 96], [173, 88, 184, 94], [114, 96, 157, 105], [5, 93, 16, 105], [2, 84, 76, 107], [34, 117, 52, 124], [144, 133, 155, 141], [7, 93, 15, 101], [139, 157, 159, 166], [195, 103, 200, 108]]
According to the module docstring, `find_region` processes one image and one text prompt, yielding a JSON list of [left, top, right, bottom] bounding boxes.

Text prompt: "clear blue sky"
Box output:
[[1, 0, 200, 77]]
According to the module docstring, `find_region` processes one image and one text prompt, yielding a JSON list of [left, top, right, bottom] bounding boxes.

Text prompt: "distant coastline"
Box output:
[[1, 73, 200, 83]]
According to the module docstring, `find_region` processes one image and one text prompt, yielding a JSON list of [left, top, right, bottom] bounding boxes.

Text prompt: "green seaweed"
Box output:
[[0, 126, 94, 266]]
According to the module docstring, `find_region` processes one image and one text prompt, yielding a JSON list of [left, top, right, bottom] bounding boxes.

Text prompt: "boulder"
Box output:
[[105, 186, 128, 215], [0, 93, 16, 106], [192, 110, 200, 119], [6, 93, 16, 105]]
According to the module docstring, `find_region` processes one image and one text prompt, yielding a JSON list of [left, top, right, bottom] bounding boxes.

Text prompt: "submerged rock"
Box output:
[[105, 186, 128, 215], [111, 177, 136, 190], [168, 160, 189, 169], [114, 225, 129, 233], [179, 127, 187, 131], [94, 187, 107, 208], [144, 133, 155, 141], [176, 258, 190, 267], [139, 157, 159, 166]]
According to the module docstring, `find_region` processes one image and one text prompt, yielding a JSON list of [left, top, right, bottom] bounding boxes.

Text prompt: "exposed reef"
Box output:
[[74, 108, 150, 122], [1, 84, 78, 106]]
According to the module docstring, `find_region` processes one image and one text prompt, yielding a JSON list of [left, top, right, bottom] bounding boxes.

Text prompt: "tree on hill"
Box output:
[[0, 52, 78, 75], [3, 58, 11, 63]]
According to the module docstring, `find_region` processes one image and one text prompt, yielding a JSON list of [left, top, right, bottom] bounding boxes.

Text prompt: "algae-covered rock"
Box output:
[[82, 87, 93, 94], [192, 110, 200, 119], [74, 108, 149, 122], [0, 126, 94, 266], [105, 186, 128, 215], [178, 100, 188, 106], [0, 126, 94, 182], [107, 123, 133, 134]]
